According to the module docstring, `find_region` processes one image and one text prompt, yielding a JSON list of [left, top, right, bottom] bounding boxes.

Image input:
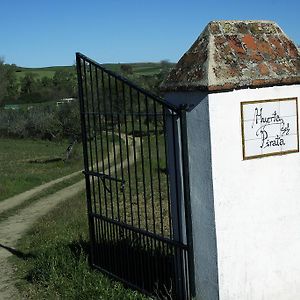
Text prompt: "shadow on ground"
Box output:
[[0, 243, 36, 260]]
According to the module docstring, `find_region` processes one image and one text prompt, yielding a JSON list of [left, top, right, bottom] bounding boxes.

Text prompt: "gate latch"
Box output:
[[83, 170, 125, 194]]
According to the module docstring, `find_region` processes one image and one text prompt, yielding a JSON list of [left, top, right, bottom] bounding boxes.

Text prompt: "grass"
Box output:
[[0, 138, 84, 201], [0, 133, 122, 202], [0, 172, 83, 222], [10, 190, 149, 300]]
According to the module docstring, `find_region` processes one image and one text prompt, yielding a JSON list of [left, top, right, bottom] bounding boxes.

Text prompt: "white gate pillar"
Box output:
[[161, 20, 300, 300]]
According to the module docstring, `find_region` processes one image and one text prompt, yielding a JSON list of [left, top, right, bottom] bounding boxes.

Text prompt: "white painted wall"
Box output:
[[186, 95, 219, 300], [208, 84, 300, 300], [165, 92, 219, 300]]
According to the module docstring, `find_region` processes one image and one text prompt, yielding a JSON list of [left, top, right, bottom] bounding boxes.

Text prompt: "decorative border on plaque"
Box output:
[[241, 97, 299, 160]]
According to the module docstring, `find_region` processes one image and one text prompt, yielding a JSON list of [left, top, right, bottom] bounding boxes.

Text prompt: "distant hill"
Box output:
[[15, 66, 74, 79], [15, 62, 175, 80]]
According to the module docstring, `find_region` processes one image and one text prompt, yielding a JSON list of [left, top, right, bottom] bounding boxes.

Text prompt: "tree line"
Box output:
[[0, 59, 77, 106], [0, 103, 80, 140], [0, 59, 173, 141]]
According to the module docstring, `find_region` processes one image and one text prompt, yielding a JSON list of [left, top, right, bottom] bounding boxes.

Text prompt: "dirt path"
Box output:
[[0, 134, 139, 299], [0, 180, 85, 299], [0, 169, 83, 213]]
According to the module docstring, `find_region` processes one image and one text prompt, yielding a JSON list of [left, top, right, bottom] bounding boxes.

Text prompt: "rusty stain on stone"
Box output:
[[161, 20, 300, 92]]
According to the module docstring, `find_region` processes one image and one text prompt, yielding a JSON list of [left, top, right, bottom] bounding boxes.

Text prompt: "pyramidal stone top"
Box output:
[[161, 20, 300, 92]]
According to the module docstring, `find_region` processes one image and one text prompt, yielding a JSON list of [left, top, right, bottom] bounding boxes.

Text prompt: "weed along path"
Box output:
[[0, 134, 139, 299]]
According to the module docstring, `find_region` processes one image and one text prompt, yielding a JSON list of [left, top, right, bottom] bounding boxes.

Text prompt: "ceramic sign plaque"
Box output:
[[241, 98, 299, 160]]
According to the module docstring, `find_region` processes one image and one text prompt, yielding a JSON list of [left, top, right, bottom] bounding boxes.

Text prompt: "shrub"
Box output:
[[0, 103, 81, 141]]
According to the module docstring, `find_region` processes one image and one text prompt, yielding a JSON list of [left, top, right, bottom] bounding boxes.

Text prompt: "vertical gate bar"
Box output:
[[89, 64, 102, 263], [104, 220, 112, 272], [108, 74, 121, 221], [99, 70, 109, 217], [162, 107, 173, 239], [76, 54, 96, 265], [118, 227, 125, 279], [85, 62, 101, 263], [145, 235, 151, 291], [171, 111, 182, 242], [114, 78, 126, 223], [83, 62, 97, 218], [111, 221, 119, 276], [138, 234, 144, 288], [94, 218, 100, 265], [162, 243, 168, 296], [153, 237, 159, 296], [153, 101, 164, 236], [129, 87, 141, 229], [122, 82, 134, 226], [89, 64, 102, 217], [184, 250, 190, 299], [170, 110, 184, 298], [102, 219, 109, 269], [145, 96, 156, 234], [137, 92, 148, 232], [124, 226, 130, 279], [136, 232, 142, 287], [98, 218, 105, 267], [108, 221, 114, 272], [83, 61, 97, 229], [157, 241, 164, 296], [130, 231, 138, 286], [137, 234, 143, 290], [179, 108, 195, 297], [100, 70, 114, 220], [95, 68, 108, 217]]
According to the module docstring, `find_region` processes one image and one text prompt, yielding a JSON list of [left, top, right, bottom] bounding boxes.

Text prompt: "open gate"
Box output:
[[76, 53, 194, 299]]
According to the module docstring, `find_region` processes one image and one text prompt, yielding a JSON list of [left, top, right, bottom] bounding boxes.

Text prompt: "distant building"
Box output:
[[4, 104, 20, 110], [56, 97, 77, 107]]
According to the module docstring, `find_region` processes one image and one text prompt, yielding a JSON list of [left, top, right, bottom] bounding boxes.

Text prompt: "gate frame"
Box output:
[[76, 52, 195, 299]]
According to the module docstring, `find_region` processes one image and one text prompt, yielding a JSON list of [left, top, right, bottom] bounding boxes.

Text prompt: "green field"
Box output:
[[0, 138, 83, 201], [14, 62, 172, 80]]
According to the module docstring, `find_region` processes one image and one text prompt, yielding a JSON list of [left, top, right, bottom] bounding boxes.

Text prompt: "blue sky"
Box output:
[[1, 0, 299, 67]]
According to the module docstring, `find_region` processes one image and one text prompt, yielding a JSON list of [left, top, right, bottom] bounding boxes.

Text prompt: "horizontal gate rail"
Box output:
[[91, 218, 190, 299], [91, 212, 189, 249], [83, 170, 125, 183], [84, 111, 167, 117]]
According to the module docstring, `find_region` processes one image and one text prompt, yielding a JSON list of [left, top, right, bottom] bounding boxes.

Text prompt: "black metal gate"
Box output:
[[76, 53, 194, 299]]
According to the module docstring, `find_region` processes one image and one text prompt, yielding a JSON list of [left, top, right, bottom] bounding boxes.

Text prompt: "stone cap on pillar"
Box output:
[[160, 20, 300, 92]]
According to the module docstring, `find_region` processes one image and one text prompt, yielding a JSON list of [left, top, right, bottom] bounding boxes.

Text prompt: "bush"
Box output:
[[0, 103, 81, 141]]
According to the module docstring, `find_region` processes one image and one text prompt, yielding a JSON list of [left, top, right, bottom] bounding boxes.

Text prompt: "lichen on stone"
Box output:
[[160, 20, 300, 92]]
